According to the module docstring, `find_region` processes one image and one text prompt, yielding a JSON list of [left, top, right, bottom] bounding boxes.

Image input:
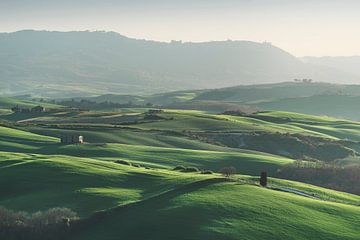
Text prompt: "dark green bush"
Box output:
[[201, 170, 214, 174], [114, 160, 131, 166], [0, 207, 78, 240], [182, 167, 199, 173], [173, 165, 186, 171], [132, 163, 141, 168]]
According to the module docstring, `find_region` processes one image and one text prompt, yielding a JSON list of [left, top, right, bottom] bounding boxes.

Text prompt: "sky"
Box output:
[[1, 0, 360, 57]]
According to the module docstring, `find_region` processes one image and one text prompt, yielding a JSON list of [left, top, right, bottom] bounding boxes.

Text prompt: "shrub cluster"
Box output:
[[182, 167, 199, 173], [114, 160, 131, 166], [173, 166, 213, 174], [173, 165, 186, 171], [132, 163, 141, 168], [221, 166, 236, 178], [0, 207, 78, 240], [114, 160, 142, 168], [278, 161, 360, 195], [173, 166, 202, 173]]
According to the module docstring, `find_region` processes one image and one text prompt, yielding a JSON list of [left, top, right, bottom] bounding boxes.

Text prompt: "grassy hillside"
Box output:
[[0, 150, 359, 240], [69, 181, 360, 240], [0, 110, 359, 240], [256, 94, 360, 121], [4, 108, 360, 162], [192, 82, 353, 103], [0, 125, 293, 176], [0, 97, 61, 109], [0, 151, 208, 217]]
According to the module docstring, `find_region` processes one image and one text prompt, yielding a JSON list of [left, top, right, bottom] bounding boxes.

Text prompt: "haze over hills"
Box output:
[[1, 30, 359, 97], [302, 56, 360, 77]]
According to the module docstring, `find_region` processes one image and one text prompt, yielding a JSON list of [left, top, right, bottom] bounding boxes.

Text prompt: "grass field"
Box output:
[[70, 181, 360, 240], [0, 150, 359, 240], [1, 107, 360, 239], [0, 125, 293, 176], [0, 97, 61, 109]]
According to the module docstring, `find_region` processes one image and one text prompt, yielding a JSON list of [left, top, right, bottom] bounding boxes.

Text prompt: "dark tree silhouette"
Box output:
[[260, 171, 268, 187], [221, 166, 236, 178]]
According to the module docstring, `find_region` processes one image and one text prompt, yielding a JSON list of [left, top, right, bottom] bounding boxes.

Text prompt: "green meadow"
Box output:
[[0, 104, 359, 239]]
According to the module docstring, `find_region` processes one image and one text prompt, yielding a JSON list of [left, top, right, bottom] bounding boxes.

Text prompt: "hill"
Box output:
[[0, 108, 359, 239], [256, 94, 360, 121], [0, 30, 357, 97], [0, 97, 61, 109], [1, 149, 359, 240], [69, 181, 360, 240], [191, 82, 360, 103], [103, 81, 360, 121]]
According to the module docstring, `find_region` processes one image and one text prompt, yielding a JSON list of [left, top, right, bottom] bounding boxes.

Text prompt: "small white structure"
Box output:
[[60, 135, 84, 144]]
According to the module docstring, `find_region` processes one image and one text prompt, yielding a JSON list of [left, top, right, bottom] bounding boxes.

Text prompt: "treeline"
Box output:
[[0, 207, 78, 240], [277, 161, 360, 195], [55, 99, 155, 110]]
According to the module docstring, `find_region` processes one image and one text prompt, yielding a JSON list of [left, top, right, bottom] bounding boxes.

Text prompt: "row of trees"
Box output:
[[0, 207, 78, 240], [278, 162, 360, 195], [52, 99, 155, 110]]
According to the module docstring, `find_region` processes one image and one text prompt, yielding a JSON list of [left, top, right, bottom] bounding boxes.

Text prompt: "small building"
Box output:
[[60, 135, 84, 144], [148, 109, 163, 114], [11, 105, 21, 113], [31, 105, 46, 113]]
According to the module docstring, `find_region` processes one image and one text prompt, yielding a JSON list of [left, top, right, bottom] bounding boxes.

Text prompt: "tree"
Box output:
[[221, 166, 236, 178], [260, 171, 267, 187]]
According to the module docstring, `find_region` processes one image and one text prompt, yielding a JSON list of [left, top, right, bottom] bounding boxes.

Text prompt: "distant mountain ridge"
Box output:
[[0, 30, 359, 97]]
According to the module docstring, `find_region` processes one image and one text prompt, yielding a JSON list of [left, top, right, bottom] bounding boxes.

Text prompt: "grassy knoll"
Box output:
[[256, 94, 360, 121], [25, 127, 238, 152], [0, 151, 209, 217], [130, 111, 337, 138], [252, 111, 360, 141], [0, 150, 359, 240], [0, 125, 293, 176], [6, 109, 360, 142], [54, 143, 293, 176], [70, 181, 360, 240], [0, 97, 61, 109]]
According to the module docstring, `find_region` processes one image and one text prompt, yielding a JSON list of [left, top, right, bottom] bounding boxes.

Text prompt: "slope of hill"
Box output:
[[69, 181, 360, 240], [0, 149, 358, 240], [0, 30, 356, 97], [4, 108, 360, 160], [0, 124, 293, 176], [256, 94, 360, 121], [191, 82, 360, 103], [0, 109, 359, 239], [0, 97, 61, 109]]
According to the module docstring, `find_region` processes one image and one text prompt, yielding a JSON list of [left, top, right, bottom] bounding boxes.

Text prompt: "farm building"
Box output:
[[60, 135, 84, 144], [148, 109, 164, 114], [31, 105, 46, 112], [11, 105, 46, 113]]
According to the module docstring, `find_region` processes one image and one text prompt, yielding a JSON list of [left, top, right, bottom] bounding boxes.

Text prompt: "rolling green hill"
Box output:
[[4, 108, 360, 162], [70, 181, 360, 240], [79, 81, 360, 121], [0, 97, 61, 109], [0, 149, 359, 240], [0, 109, 359, 239], [0, 125, 293, 176], [256, 94, 360, 121]]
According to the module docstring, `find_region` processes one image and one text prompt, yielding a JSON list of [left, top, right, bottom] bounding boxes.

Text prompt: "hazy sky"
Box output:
[[1, 0, 360, 57]]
